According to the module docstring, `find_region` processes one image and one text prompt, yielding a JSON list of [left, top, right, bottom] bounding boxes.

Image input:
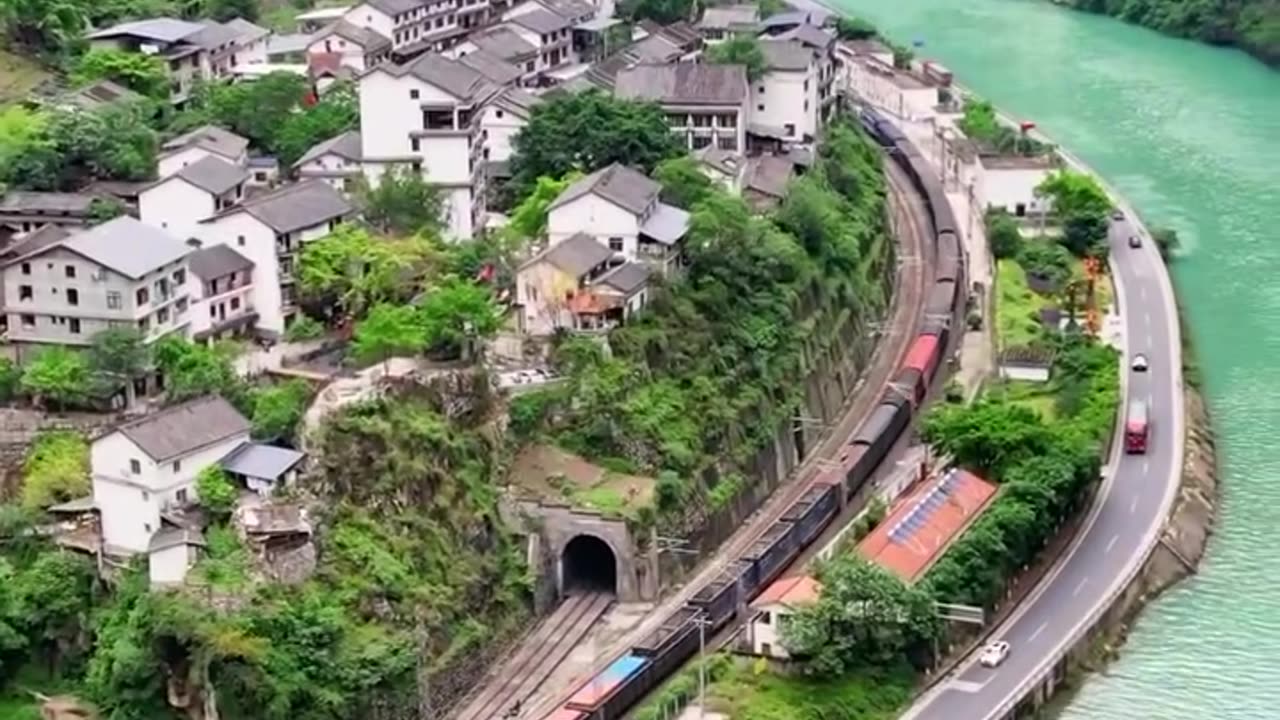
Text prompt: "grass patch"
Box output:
[[191, 524, 252, 589], [995, 258, 1044, 349], [0, 693, 41, 720], [508, 444, 655, 519], [0, 49, 53, 107], [698, 657, 915, 720], [986, 379, 1058, 421]]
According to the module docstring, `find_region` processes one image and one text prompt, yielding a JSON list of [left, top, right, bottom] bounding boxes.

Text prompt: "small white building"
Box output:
[[187, 243, 257, 343], [844, 56, 940, 122], [139, 156, 250, 241], [752, 39, 820, 143], [616, 63, 749, 154], [479, 87, 541, 164], [91, 395, 252, 555], [749, 574, 821, 659], [697, 4, 759, 44], [156, 125, 251, 179], [148, 526, 206, 587], [977, 153, 1058, 218], [306, 19, 392, 72], [294, 130, 364, 192]]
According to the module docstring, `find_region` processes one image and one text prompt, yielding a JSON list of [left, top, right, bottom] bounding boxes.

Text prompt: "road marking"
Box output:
[[1139, 285, 1147, 301], [1146, 332, 1153, 346], [1143, 460, 1150, 474], [1029, 621, 1048, 642], [1073, 578, 1089, 597], [1130, 496, 1139, 514], [1106, 534, 1120, 553], [952, 680, 989, 694]]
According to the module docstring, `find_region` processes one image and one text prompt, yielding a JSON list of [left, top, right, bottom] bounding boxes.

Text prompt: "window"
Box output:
[[137, 317, 150, 333], [66, 288, 78, 306], [130, 459, 141, 474], [173, 460, 181, 472], [411, 137, 420, 151], [785, 123, 796, 136], [761, 642, 772, 656], [143, 522, 151, 533], [176, 488, 188, 504], [496, 109, 504, 119], [210, 304, 217, 318], [65, 264, 76, 278], [761, 611, 772, 625], [136, 287, 149, 305], [237, 235, 246, 246], [69, 318, 80, 334], [157, 307, 170, 324], [718, 136, 737, 151], [608, 237, 624, 252], [176, 297, 188, 314], [757, 86, 765, 93], [19, 314, 34, 329], [410, 88, 419, 99], [18, 285, 32, 301], [173, 269, 186, 286], [230, 297, 241, 310], [757, 104, 765, 112], [106, 291, 121, 309], [20, 262, 30, 275], [526, 61, 535, 72], [803, 79, 809, 91]]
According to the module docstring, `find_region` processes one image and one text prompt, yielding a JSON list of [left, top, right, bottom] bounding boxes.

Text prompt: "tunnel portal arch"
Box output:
[[561, 534, 618, 595]]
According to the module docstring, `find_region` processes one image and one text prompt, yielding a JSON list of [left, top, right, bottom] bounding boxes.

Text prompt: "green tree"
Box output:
[[21, 346, 91, 409], [271, 82, 359, 167], [72, 49, 169, 99], [87, 197, 127, 225], [284, 315, 325, 342], [1152, 225, 1180, 261], [196, 465, 238, 517], [352, 304, 426, 369], [298, 224, 438, 317], [987, 210, 1023, 259], [922, 399, 1058, 478], [505, 171, 582, 238], [653, 155, 713, 209], [21, 430, 89, 510], [1016, 239, 1073, 287], [705, 35, 766, 81], [88, 326, 151, 401], [509, 90, 683, 202], [784, 555, 941, 676], [205, 0, 257, 21], [1036, 169, 1111, 218], [152, 336, 243, 403], [249, 380, 311, 442], [358, 164, 446, 237], [835, 16, 878, 40], [0, 0, 86, 53], [618, 0, 693, 24], [1061, 209, 1110, 257], [177, 72, 310, 153], [0, 358, 20, 402], [417, 278, 502, 359]]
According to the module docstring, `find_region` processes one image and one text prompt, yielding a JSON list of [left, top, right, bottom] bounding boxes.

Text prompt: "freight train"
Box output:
[[543, 109, 967, 720]]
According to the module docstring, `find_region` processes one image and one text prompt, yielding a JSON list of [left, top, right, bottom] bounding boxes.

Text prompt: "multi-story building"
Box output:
[[500, 8, 576, 71], [615, 63, 749, 153], [0, 217, 193, 354], [769, 23, 838, 125], [696, 4, 760, 44], [306, 19, 393, 72], [342, 0, 474, 58], [452, 25, 541, 81], [294, 130, 365, 192], [139, 156, 250, 240], [194, 181, 353, 336], [751, 39, 820, 142], [478, 87, 541, 163], [0, 192, 100, 240], [156, 125, 250, 178], [843, 54, 942, 122], [187, 243, 257, 343]]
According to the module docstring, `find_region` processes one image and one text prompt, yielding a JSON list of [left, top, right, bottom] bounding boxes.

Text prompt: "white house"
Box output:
[[977, 153, 1058, 218], [86, 18, 244, 105], [516, 232, 650, 335], [697, 4, 760, 44], [156, 125, 250, 179], [749, 574, 821, 659], [358, 52, 506, 239], [545, 163, 689, 273], [226, 17, 271, 66], [187, 243, 257, 343], [452, 25, 540, 82], [91, 395, 252, 555], [342, 0, 471, 57], [294, 130, 365, 191], [0, 192, 99, 240], [844, 55, 940, 122], [479, 87, 541, 163], [194, 180, 353, 336], [139, 156, 250, 240], [751, 40, 819, 143], [306, 19, 392, 72], [500, 9, 576, 72], [615, 63, 749, 153], [149, 527, 207, 586]]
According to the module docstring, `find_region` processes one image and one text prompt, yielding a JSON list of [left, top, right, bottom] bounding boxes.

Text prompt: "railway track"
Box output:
[[521, 156, 935, 720], [453, 592, 614, 720]]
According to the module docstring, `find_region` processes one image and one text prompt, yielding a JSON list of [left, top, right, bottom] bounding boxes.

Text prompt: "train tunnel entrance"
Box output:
[[562, 534, 617, 594]]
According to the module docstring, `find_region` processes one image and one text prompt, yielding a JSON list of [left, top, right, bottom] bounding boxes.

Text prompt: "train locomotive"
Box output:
[[546, 108, 967, 720]]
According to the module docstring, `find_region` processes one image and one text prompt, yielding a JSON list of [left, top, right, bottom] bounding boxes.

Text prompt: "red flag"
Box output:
[[1019, 121, 1036, 132]]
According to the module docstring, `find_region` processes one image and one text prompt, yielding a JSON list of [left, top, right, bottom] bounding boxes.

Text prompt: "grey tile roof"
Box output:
[[639, 202, 689, 244], [162, 125, 249, 160], [458, 49, 522, 85], [366, 0, 426, 16], [148, 526, 206, 552], [172, 155, 250, 194], [508, 8, 572, 34], [467, 26, 539, 60], [268, 33, 310, 55], [220, 442, 305, 480], [0, 191, 98, 214], [225, 17, 270, 42], [760, 39, 814, 71], [2, 224, 70, 259], [86, 18, 205, 42], [693, 146, 743, 176], [541, 0, 595, 20], [63, 79, 143, 109], [538, 232, 614, 277], [548, 163, 659, 216], [745, 154, 797, 199], [594, 262, 649, 294], [208, 180, 352, 233], [491, 86, 542, 117], [190, 21, 244, 50], [390, 53, 499, 102], [32, 217, 190, 279], [616, 62, 748, 105], [116, 395, 251, 462], [294, 130, 362, 168], [317, 19, 391, 52], [776, 23, 834, 50], [627, 34, 682, 63], [188, 243, 254, 279], [698, 4, 759, 30]]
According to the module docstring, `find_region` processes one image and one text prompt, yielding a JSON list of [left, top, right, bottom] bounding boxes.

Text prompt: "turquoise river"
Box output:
[[824, 0, 1280, 717]]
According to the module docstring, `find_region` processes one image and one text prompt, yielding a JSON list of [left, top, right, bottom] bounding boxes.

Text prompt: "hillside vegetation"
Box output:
[[1064, 0, 1280, 65]]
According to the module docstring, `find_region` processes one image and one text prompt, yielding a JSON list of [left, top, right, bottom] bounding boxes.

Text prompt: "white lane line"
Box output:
[[952, 680, 989, 694], [1143, 460, 1150, 474], [1073, 578, 1089, 597], [1146, 332, 1153, 346], [1106, 534, 1120, 553], [1029, 622, 1048, 642], [1130, 496, 1139, 514], [1139, 285, 1147, 301]]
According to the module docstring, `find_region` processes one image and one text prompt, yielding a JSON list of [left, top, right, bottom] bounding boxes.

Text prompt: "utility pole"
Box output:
[[694, 610, 712, 719]]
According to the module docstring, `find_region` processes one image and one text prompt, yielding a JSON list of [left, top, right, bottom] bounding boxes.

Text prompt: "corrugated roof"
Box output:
[[86, 18, 204, 42], [593, 262, 649, 294], [616, 62, 748, 105], [294, 130, 363, 167], [760, 39, 813, 71], [458, 48, 522, 85], [753, 574, 821, 608], [532, 232, 613, 277], [508, 8, 572, 34], [172, 155, 250, 195], [857, 469, 999, 583], [466, 25, 538, 60], [220, 442, 305, 480], [206, 180, 352, 233], [188, 243, 254, 279], [114, 395, 251, 462], [161, 125, 249, 161], [548, 163, 659, 216], [48, 217, 190, 279], [0, 191, 98, 214], [63, 79, 144, 109]]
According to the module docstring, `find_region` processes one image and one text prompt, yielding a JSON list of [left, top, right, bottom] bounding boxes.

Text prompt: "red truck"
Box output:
[[1124, 399, 1149, 454]]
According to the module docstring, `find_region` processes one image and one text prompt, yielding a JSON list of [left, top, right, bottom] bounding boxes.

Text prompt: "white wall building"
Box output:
[[844, 55, 940, 122], [751, 39, 819, 142], [343, 0, 472, 57], [478, 87, 540, 163], [749, 575, 820, 659], [187, 243, 257, 343], [294, 130, 365, 192], [306, 19, 392, 72], [156, 125, 250, 179], [616, 63, 749, 153], [977, 153, 1057, 218], [91, 395, 251, 555], [139, 156, 250, 241]]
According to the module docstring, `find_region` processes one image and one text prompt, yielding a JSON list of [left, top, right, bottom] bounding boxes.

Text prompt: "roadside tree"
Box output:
[[21, 346, 91, 409], [417, 278, 503, 359], [352, 303, 426, 370]]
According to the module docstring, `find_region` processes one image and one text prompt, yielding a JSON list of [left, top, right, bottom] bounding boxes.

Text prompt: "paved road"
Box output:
[[902, 218, 1183, 720]]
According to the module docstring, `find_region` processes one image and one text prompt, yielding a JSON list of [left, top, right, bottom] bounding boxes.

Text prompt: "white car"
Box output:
[[1132, 354, 1149, 372], [980, 640, 1011, 668]]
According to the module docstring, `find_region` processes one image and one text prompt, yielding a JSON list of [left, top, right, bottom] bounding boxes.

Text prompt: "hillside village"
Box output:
[[0, 0, 1087, 715]]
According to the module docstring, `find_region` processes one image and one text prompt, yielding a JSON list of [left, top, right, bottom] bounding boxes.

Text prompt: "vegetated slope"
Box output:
[[1063, 0, 1280, 65]]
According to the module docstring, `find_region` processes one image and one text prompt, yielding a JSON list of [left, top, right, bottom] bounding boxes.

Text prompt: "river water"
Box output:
[[821, 0, 1280, 717]]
